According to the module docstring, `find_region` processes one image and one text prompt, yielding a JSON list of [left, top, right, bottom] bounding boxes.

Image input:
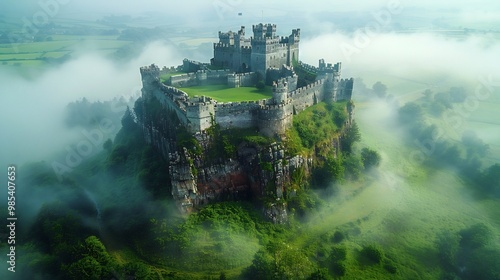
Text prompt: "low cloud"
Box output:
[[0, 41, 181, 167], [301, 32, 500, 82]]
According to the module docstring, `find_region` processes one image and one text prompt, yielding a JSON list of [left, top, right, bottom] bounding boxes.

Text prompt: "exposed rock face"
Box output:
[[138, 95, 353, 223], [165, 136, 310, 223]]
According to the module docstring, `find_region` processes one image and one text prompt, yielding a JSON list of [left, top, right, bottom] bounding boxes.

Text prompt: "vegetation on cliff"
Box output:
[[5, 95, 400, 280]]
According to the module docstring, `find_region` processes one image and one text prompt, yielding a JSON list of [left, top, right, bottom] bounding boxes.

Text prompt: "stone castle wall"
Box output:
[[258, 103, 293, 136], [289, 79, 326, 112], [228, 72, 258, 87], [170, 69, 233, 87], [141, 57, 353, 137], [214, 101, 262, 130]]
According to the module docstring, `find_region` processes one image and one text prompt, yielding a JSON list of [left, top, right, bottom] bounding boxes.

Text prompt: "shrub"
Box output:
[[332, 231, 345, 243], [459, 223, 492, 249], [361, 148, 381, 169], [361, 244, 384, 264], [256, 80, 265, 91], [384, 259, 398, 274], [331, 261, 346, 276], [330, 245, 347, 262]]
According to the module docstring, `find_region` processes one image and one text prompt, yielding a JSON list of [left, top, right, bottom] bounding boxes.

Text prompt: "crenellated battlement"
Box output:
[[141, 23, 353, 138], [212, 23, 300, 75]]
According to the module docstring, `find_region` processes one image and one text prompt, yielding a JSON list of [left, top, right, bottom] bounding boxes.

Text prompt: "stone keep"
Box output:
[[212, 23, 300, 77]]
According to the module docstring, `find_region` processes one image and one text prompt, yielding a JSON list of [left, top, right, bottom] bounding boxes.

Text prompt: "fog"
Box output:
[[4, 0, 500, 17], [0, 41, 181, 167], [301, 33, 500, 82], [1, 1, 499, 278]]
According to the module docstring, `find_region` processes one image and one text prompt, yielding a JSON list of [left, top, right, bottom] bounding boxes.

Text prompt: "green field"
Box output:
[[0, 34, 133, 73], [179, 84, 273, 102], [284, 96, 500, 279]]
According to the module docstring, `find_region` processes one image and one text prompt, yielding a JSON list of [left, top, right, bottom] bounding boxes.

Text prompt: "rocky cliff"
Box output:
[[136, 94, 352, 223]]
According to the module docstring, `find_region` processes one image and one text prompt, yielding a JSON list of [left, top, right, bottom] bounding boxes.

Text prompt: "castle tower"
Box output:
[[140, 64, 160, 87], [318, 59, 341, 102], [213, 23, 299, 76], [287, 28, 300, 65], [273, 79, 288, 105], [251, 23, 275, 77]]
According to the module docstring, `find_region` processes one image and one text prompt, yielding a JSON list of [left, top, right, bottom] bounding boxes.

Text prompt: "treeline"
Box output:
[[64, 96, 135, 129], [0, 109, 174, 279], [436, 223, 500, 280], [398, 95, 500, 197]]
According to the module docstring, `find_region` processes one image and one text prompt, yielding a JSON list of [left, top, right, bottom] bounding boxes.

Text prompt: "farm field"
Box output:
[[0, 30, 133, 72], [354, 70, 500, 165]]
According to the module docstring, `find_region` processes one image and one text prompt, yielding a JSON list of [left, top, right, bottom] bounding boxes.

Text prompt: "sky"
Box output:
[[1, 0, 500, 25]]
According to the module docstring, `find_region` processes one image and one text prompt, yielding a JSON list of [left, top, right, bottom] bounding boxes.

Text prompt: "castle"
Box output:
[[140, 23, 354, 137], [211, 23, 300, 77]]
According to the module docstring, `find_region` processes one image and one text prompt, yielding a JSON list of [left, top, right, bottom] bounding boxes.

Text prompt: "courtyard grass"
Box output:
[[179, 84, 273, 102]]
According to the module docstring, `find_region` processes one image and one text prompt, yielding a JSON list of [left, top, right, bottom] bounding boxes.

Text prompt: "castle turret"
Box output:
[[273, 79, 288, 105], [317, 59, 342, 102], [287, 28, 300, 65], [140, 64, 160, 86]]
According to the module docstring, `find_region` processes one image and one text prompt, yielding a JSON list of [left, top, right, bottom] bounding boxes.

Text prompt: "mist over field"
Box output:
[[0, 0, 499, 279], [0, 41, 180, 167], [301, 33, 500, 79]]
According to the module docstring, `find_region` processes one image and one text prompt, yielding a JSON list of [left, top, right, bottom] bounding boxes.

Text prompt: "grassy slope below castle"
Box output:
[[8, 92, 499, 279]]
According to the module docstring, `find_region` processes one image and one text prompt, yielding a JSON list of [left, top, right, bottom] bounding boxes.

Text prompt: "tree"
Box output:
[[330, 246, 347, 262], [103, 139, 113, 153], [332, 231, 345, 243], [372, 81, 387, 98], [315, 155, 344, 186], [121, 106, 136, 130], [66, 256, 102, 280], [256, 80, 265, 91], [308, 268, 331, 280], [83, 236, 113, 268], [398, 102, 424, 125], [246, 249, 274, 280], [480, 164, 500, 195], [463, 248, 500, 280], [459, 223, 492, 250], [361, 244, 384, 264], [434, 92, 452, 109], [123, 262, 151, 280], [449, 87, 467, 103], [341, 121, 361, 154], [435, 231, 460, 269], [462, 130, 489, 159], [361, 148, 381, 169], [343, 154, 363, 180], [422, 89, 433, 100]]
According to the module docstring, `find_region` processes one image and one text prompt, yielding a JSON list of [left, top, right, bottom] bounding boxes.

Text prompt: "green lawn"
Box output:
[[179, 84, 273, 102]]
